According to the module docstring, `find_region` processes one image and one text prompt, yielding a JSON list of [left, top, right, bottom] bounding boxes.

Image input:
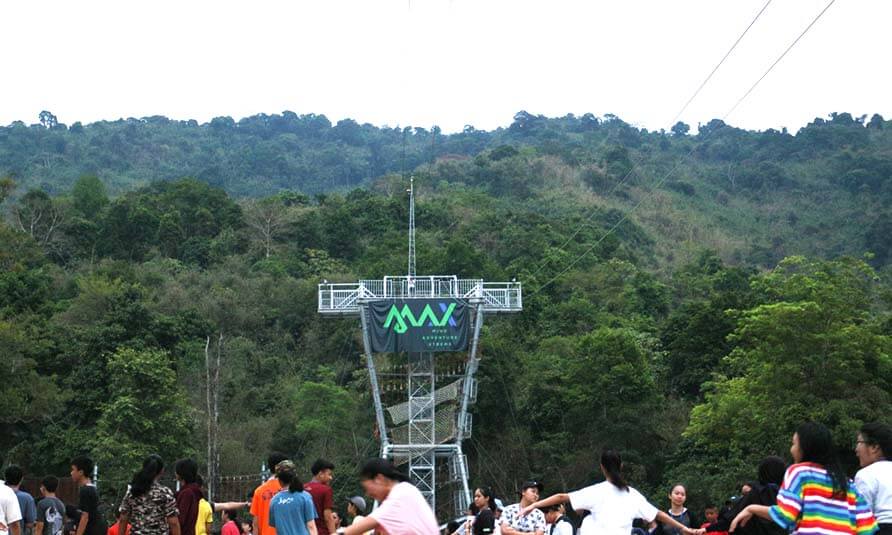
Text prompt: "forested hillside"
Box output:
[[1, 110, 891, 517]]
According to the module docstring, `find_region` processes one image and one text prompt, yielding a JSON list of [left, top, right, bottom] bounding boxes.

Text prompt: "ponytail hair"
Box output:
[[600, 449, 628, 491], [275, 468, 304, 493], [131, 454, 164, 498], [476, 487, 496, 510]]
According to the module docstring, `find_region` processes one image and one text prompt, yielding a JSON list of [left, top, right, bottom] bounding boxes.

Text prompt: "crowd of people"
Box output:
[[0, 421, 889, 535]]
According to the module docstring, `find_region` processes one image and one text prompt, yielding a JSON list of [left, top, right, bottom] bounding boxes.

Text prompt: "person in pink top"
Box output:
[[337, 458, 439, 535], [221, 510, 241, 535]]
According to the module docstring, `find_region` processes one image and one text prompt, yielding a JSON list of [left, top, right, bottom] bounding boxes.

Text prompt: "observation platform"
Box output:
[[318, 275, 522, 315]]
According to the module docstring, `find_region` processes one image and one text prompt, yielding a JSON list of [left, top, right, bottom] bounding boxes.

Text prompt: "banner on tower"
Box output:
[[368, 299, 469, 353]]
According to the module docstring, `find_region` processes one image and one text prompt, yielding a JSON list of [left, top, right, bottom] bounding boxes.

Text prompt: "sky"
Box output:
[[1, 0, 889, 134]]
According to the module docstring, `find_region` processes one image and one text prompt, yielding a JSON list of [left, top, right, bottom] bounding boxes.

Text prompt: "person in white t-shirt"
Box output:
[[855, 422, 892, 535], [0, 483, 23, 535], [519, 450, 705, 535], [338, 458, 439, 535]]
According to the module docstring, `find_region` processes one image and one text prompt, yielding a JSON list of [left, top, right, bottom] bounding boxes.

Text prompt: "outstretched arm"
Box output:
[[655, 511, 704, 535], [519, 493, 571, 517], [729, 505, 771, 533]]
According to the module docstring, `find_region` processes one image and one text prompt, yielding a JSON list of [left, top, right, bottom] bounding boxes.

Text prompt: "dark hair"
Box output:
[[704, 504, 718, 511], [757, 456, 785, 486], [311, 459, 335, 476], [475, 487, 496, 510], [130, 454, 164, 498], [4, 465, 24, 486], [267, 452, 288, 473], [175, 458, 199, 484], [860, 422, 892, 459], [71, 456, 94, 477], [600, 449, 628, 491], [359, 458, 408, 483], [670, 483, 687, 494], [276, 468, 304, 493], [42, 475, 60, 493], [224, 509, 239, 522], [796, 422, 847, 498]]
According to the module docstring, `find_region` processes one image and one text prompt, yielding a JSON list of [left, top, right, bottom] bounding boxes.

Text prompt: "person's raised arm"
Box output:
[[729, 505, 771, 533], [213, 502, 249, 512], [520, 493, 570, 517]]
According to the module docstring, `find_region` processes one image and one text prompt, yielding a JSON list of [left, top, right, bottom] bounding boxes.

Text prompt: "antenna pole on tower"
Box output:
[[408, 177, 416, 281]]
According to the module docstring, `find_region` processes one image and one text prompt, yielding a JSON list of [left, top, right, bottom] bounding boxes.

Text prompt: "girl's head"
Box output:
[[757, 456, 786, 486], [856, 422, 892, 468], [274, 461, 304, 493], [599, 449, 628, 491], [793, 422, 847, 497], [130, 454, 164, 498], [668, 484, 686, 508], [474, 487, 495, 510]]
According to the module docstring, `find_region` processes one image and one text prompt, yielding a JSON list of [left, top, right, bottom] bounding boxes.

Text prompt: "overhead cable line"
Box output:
[[527, 0, 773, 281], [528, 0, 837, 297]]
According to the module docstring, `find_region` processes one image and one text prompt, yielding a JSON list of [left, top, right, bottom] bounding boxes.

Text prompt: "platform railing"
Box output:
[[318, 277, 522, 314]]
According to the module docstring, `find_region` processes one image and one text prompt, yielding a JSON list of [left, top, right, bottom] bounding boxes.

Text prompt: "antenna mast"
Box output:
[[408, 177, 416, 280]]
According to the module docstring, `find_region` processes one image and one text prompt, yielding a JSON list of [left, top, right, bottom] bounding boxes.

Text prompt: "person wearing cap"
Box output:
[[251, 453, 289, 535], [268, 461, 317, 535], [501, 481, 547, 535], [344, 498, 370, 535], [337, 458, 438, 535]]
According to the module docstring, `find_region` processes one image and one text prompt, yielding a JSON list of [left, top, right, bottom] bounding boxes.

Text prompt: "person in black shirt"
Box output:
[[471, 487, 496, 535], [705, 456, 786, 535], [70, 456, 106, 535]]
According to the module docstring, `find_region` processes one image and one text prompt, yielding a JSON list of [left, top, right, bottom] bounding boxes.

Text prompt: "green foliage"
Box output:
[[92, 347, 194, 485]]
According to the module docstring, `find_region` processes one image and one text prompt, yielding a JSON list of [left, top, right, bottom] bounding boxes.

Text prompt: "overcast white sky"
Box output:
[[1, 1, 888, 134]]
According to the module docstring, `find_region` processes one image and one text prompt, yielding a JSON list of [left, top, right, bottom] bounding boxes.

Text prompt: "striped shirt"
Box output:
[[769, 462, 878, 535]]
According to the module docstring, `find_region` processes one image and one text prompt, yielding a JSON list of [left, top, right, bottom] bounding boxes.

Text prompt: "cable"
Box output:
[[528, 0, 837, 297], [723, 0, 836, 121], [671, 0, 773, 126], [528, 1, 771, 281]]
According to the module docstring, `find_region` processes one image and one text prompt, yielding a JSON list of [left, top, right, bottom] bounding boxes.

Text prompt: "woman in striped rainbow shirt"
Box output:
[[730, 422, 877, 535]]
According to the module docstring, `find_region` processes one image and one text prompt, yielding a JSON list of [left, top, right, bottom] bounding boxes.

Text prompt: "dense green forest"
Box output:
[[1, 110, 891, 519]]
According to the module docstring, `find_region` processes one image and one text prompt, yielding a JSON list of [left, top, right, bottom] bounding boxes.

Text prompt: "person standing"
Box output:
[[174, 459, 202, 535], [304, 460, 335, 535], [267, 462, 317, 535], [542, 504, 573, 535], [70, 456, 106, 535], [118, 455, 180, 535], [471, 487, 496, 535], [34, 476, 66, 535], [731, 422, 878, 535], [705, 456, 786, 535], [501, 481, 547, 535], [251, 453, 289, 535], [338, 458, 439, 535], [657, 484, 697, 535], [221, 510, 240, 535], [0, 481, 23, 535], [4, 467, 35, 535], [520, 450, 704, 535], [854, 423, 892, 535]]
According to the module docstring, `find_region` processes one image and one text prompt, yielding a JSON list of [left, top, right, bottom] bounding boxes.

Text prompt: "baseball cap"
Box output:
[[520, 480, 544, 493], [348, 496, 367, 512], [275, 460, 296, 475], [359, 458, 409, 482]]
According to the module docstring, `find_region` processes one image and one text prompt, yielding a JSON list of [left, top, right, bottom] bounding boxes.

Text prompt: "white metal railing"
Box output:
[[318, 277, 522, 314]]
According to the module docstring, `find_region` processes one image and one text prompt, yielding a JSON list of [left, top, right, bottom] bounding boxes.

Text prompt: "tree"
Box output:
[[38, 111, 58, 129], [671, 121, 690, 136], [243, 198, 289, 258], [11, 189, 67, 247], [71, 175, 109, 219], [92, 347, 194, 486]]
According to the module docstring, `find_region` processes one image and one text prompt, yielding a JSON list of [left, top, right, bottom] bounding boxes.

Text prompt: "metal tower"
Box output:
[[318, 181, 522, 518]]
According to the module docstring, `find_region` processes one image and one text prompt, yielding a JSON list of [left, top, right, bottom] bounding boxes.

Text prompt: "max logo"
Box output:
[[383, 303, 457, 334]]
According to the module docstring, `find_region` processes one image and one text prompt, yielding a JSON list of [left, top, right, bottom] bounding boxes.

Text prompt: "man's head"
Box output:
[[267, 452, 289, 475], [70, 456, 94, 483], [4, 465, 24, 487], [704, 505, 718, 524], [519, 480, 543, 506], [175, 458, 199, 484], [41, 475, 60, 496], [311, 459, 335, 485], [359, 458, 408, 502]]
